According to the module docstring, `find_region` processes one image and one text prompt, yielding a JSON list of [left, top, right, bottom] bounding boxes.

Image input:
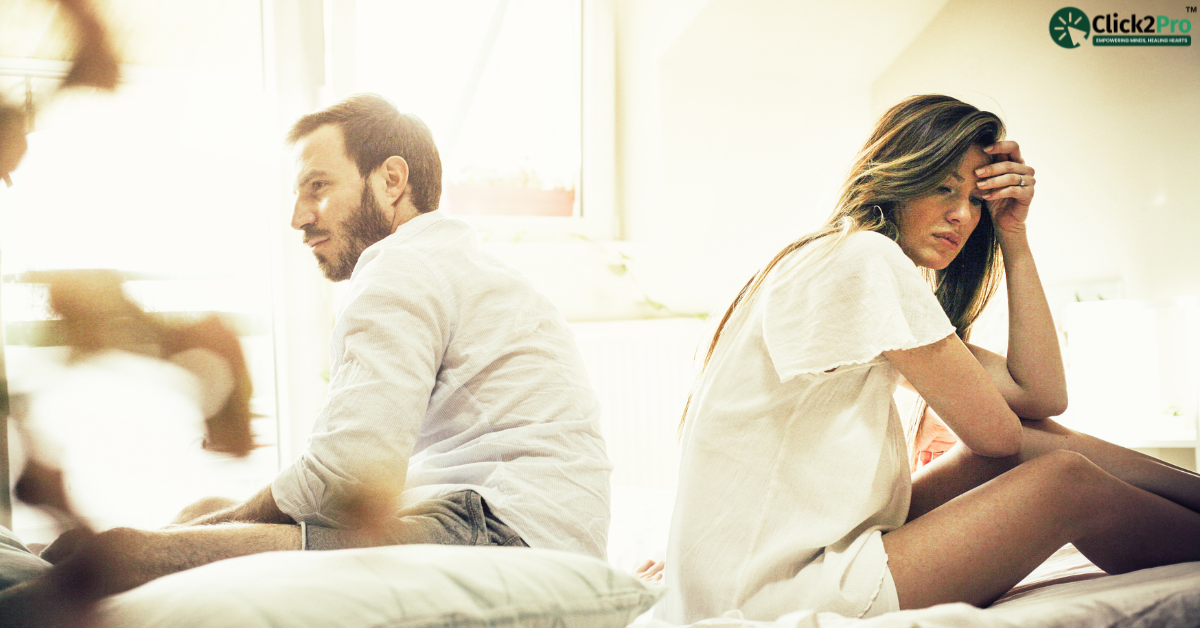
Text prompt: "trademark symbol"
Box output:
[[1188, 6, 1198, 12]]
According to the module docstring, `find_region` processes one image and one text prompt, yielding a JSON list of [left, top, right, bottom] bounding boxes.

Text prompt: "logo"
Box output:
[[1050, 7, 1090, 48], [1051, 7, 1192, 47]]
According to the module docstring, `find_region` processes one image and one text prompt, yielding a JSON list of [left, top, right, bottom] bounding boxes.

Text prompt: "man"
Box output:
[[0, 93, 611, 614]]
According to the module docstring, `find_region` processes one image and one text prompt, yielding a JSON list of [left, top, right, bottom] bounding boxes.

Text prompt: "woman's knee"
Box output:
[[1019, 451, 1113, 508], [1025, 449, 1097, 477]]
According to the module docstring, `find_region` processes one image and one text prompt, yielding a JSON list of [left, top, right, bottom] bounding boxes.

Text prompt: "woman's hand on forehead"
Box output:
[[975, 140, 1036, 236], [982, 140, 1024, 166]]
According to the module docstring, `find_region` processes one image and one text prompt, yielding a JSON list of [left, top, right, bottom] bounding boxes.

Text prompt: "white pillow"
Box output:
[[97, 545, 665, 628]]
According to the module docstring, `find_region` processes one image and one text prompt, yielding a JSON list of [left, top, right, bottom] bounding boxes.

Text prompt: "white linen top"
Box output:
[[659, 230, 955, 622], [272, 211, 612, 558]]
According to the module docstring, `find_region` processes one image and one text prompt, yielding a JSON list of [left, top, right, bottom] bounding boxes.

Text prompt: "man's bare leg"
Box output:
[[0, 523, 300, 626], [171, 496, 239, 525], [83, 523, 301, 594]]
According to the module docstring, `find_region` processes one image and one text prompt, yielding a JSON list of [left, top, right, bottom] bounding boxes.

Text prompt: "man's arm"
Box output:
[[184, 485, 295, 526], [271, 248, 444, 528]]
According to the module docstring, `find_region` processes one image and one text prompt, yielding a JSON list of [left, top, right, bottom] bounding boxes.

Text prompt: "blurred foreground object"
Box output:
[[0, 3, 126, 623], [0, 0, 120, 186], [9, 269, 256, 524], [44, 269, 255, 456], [56, 0, 122, 92], [0, 270, 256, 625], [0, 104, 27, 187]]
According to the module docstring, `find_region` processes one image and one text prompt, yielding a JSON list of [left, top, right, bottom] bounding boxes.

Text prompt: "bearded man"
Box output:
[[263, 93, 611, 557], [0, 94, 611, 618]]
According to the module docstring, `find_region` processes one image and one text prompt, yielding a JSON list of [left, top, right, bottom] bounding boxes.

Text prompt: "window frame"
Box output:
[[321, 0, 617, 241]]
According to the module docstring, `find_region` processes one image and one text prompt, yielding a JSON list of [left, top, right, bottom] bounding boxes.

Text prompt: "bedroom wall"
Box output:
[[612, 0, 1197, 312], [611, 0, 948, 316]]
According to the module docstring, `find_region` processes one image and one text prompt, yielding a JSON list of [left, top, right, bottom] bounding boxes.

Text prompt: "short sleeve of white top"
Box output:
[[659, 231, 956, 623]]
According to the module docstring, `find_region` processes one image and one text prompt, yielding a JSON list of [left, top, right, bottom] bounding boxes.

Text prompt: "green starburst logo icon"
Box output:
[[1050, 7, 1090, 48]]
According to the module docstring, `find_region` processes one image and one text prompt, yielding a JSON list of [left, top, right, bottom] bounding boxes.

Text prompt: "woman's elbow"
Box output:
[[976, 439, 1021, 458], [971, 420, 1023, 458], [1028, 390, 1068, 419], [1011, 384, 1068, 420], [1050, 386, 1069, 416], [1044, 392, 1068, 418]]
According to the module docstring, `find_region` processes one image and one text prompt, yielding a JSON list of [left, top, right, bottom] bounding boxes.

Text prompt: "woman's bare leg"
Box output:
[[886, 450, 1200, 609], [909, 417, 1200, 520], [1018, 419, 1200, 510]]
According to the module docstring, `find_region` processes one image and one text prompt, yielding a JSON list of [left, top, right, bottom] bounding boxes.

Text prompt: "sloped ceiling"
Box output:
[[665, 0, 950, 84]]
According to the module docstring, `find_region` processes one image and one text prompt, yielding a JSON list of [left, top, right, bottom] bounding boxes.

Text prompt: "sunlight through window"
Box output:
[[354, 0, 582, 217]]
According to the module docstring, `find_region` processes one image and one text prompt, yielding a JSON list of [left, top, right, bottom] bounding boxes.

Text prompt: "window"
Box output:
[[329, 0, 615, 238]]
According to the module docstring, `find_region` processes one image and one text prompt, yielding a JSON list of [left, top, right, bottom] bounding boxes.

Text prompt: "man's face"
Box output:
[[291, 125, 394, 281]]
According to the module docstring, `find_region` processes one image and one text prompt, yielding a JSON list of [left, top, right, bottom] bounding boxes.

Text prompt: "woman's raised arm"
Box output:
[[969, 141, 1067, 419]]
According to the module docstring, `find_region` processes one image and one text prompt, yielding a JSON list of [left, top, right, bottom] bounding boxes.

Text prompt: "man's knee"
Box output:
[[173, 496, 239, 524]]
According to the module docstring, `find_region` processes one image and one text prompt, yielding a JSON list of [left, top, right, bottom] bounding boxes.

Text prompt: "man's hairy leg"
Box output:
[[82, 523, 302, 594], [171, 496, 240, 525], [0, 523, 300, 626]]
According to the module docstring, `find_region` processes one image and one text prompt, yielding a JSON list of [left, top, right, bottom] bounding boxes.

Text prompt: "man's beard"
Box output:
[[309, 181, 394, 281]]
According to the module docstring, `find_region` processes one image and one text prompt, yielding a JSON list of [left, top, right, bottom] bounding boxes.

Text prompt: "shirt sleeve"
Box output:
[[271, 247, 451, 528], [762, 231, 955, 382]]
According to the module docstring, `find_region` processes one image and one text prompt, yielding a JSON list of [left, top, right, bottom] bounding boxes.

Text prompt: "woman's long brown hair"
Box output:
[[680, 95, 1007, 445]]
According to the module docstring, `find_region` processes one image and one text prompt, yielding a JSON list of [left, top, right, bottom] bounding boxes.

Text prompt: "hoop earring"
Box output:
[[872, 205, 885, 223]]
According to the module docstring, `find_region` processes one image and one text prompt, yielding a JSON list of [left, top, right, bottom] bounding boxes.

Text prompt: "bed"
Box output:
[[89, 542, 1200, 628], [630, 548, 1200, 628], [89, 486, 1200, 628]]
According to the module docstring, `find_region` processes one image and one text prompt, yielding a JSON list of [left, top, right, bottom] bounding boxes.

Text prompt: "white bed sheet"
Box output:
[[630, 560, 1200, 628], [610, 486, 1200, 628], [79, 485, 1200, 628]]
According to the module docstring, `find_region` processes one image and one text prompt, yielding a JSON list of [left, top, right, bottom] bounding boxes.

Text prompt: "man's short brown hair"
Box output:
[[288, 93, 442, 213]]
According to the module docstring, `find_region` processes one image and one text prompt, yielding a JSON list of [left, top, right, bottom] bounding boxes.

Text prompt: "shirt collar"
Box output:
[[372, 209, 447, 251]]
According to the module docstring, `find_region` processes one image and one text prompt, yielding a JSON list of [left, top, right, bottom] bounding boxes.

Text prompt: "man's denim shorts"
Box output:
[[302, 489, 528, 551]]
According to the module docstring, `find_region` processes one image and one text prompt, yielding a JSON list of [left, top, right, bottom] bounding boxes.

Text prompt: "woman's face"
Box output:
[[895, 145, 991, 270]]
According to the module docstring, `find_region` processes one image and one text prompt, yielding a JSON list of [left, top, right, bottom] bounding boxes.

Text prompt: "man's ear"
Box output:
[[379, 155, 410, 206]]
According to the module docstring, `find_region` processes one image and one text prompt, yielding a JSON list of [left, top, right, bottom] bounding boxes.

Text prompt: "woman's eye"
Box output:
[[311, 181, 326, 192], [970, 196, 985, 207], [938, 186, 952, 194]]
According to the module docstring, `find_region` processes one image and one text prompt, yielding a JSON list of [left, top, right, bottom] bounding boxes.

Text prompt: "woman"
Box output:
[[657, 95, 1200, 622]]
